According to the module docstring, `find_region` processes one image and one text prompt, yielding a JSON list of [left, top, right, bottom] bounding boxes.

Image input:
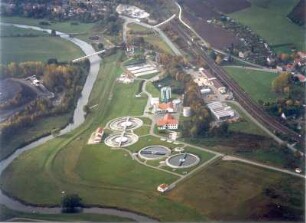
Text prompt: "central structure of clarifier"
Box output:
[[104, 132, 138, 147], [109, 116, 143, 131]]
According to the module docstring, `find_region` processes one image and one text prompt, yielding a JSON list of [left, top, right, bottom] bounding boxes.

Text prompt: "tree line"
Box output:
[[0, 60, 89, 146]]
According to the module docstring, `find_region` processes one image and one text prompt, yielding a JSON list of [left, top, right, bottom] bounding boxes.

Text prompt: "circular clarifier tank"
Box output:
[[104, 132, 138, 147], [138, 145, 171, 160], [166, 153, 200, 169], [109, 117, 143, 131]]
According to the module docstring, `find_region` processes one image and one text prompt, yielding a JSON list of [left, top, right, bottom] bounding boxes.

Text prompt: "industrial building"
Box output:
[[207, 102, 235, 120], [161, 86, 171, 102]]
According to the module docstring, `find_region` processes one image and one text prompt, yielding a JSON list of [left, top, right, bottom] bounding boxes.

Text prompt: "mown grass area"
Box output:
[[168, 160, 305, 221], [133, 125, 151, 136], [227, 102, 268, 136], [126, 135, 181, 153], [228, 0, 305, 52], [0, 205, 134, 222], [1, 32, 84, 64], [0, 52, 207, 221], [128, 23, 150, 32], [224, 67, 278, 103], [146, 81, 160, 98]]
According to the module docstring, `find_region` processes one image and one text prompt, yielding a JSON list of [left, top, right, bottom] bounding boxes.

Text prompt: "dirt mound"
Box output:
[[288, 0, 305, 26]]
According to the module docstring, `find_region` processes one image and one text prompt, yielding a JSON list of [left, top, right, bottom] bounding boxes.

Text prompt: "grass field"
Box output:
[[168, 160, 305, 221], [0, 24, 48, 36], [224, 67, 278, 103], [127, 23, 174, 55], [0, 52, 207, 221], [146, 81, 161, 98], [228, 0, 305, 52], [227, 102, 268, 136], [1, 35, 84, 64], [0, 205, 134, 222]]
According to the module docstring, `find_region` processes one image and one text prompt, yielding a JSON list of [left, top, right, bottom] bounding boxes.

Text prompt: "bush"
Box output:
[[61, 194, 83, 213]]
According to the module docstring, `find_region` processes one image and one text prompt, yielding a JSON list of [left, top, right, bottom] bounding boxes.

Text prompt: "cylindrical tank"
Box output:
[[183, 107, 192, 117]]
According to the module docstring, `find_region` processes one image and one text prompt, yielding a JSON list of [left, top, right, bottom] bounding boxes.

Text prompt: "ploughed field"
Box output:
[[181, 0, 241, 49]]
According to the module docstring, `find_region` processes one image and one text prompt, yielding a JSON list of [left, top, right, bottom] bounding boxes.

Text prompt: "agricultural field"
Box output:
[[224, 67, 278, 103], [168, 160, 305, 221], [228, 0, 305, 52], [181, 0, 241, 49], [0, 25, 84, 64]]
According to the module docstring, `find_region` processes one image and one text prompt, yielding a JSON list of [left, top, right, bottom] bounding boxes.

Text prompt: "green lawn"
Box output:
[[0, 24, 48, 36], [224, 67, 278, 103], [168, 160, 305, 221], [0, 52, 207, 221], [1, 35, 84, 64], [0, 205, 134, 222], [228, 0, 305, 52], [227, 102, 268, 136], [146, 81, 160, 98]]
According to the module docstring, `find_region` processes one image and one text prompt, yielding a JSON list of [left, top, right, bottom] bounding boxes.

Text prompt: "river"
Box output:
[[0, 23, 156, 222]]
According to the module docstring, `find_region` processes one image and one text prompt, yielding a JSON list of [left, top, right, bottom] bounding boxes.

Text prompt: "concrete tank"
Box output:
[[183, 107, 192, 117]]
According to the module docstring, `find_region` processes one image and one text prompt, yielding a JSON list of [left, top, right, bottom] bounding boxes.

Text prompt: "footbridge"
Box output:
[[72, 50, 106, 63], [154, 14, 176, 28]]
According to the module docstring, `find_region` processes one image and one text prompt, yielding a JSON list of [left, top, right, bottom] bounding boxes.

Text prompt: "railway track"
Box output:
[[167, 21, 303, 144]]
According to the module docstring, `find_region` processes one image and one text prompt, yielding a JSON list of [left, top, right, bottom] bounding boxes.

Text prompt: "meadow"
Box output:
[[127, 23, 174, 55], [168, 160, 305, 221], [224, 67, 278, 103], [229, 0, 305, 53]]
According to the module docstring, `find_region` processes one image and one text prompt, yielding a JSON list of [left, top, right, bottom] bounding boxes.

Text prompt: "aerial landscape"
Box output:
[[0, 0, 305, 222]]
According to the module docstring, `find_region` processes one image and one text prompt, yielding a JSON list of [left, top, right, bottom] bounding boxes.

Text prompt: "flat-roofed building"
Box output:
[[207, 102, 235, 120]]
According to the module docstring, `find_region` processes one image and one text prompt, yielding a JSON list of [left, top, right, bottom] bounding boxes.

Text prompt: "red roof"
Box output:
[[158, 102, 173, 110], [156, 114, 178, 126], [158, 184, 168, 189]]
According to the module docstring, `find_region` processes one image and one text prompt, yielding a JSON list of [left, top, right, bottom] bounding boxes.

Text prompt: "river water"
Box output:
[[0, 23, 156, 222]]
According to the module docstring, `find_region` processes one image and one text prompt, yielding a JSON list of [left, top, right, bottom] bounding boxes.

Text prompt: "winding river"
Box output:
[[0, 23, 156, 222]]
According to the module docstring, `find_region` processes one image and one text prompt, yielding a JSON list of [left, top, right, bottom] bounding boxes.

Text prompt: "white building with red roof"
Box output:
[[157, 183, 169, 193], [156, 114, 178, 130]]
